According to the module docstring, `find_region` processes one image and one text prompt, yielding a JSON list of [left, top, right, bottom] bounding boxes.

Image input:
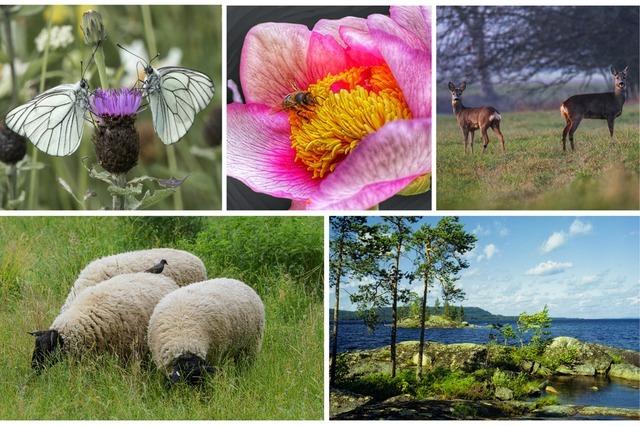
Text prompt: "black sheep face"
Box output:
[[29, 329, 63, 372], [170, 353, 216, 385]]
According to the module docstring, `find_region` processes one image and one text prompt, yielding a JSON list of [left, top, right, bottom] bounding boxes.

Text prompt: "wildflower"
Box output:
[[90, 88, 142, 174], [227, 6, 431, 210], [0, 122, 26, 164], [81, 10, 106, 46], [34, 25, 74, 53]]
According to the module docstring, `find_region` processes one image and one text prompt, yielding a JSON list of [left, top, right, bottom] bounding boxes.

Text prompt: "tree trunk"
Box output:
[[329, 233, 345, 385], [416, 244, 431, 380], [390, 240, 402, 378]]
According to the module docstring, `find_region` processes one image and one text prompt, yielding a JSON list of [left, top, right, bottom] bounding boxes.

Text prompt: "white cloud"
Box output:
[[494, 221, 510, 237], [569, 219, 593, 236], [477, 243, 498, 262], [484, 244, 497, 259], [627, 296, 640, 305], [526, 261, 573, 276], [541, 231, 567, 253], [473, 225, 490, 236], [580, 275, 599, 285]]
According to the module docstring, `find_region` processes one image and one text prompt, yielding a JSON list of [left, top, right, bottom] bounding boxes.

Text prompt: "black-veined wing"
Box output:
[[5, 82, 90, 156]]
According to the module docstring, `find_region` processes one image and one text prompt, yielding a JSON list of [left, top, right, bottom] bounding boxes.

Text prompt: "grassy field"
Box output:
[[437, 104, 640, 210], [0, 217, 323, 419]]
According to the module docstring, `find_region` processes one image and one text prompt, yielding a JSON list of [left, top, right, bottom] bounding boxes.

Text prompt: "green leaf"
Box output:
[[5, 191, 25, 209], [127, 175, 158, 185], [158, 175, 188, 188], [17, 160, 46, 172], [107, 184, 143, 197], [87, 166, 115, 185], [190, 146, 218, 161], [397, 173, 431, 196], [137, 188, 176, 210]]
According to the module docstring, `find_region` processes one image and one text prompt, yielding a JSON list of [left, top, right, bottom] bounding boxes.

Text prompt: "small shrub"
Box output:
[[533, 394, 559, 408], [344, 371, 416, 401], [491, 369, 542, 399]]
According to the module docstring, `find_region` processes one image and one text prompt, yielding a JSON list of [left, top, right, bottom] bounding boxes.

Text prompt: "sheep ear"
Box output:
[[28, 330, 45, 337]]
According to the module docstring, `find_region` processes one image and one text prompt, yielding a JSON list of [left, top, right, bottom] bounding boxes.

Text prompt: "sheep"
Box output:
[[30, 273, 178, 372], [60, 248, 206, 312], [147, 278, 265, 384]]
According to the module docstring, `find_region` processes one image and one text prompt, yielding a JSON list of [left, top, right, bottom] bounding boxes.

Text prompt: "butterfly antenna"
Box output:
[[149, 52, 160, 65], [81, 42, 101, 80], [116, 43, 148, 66]]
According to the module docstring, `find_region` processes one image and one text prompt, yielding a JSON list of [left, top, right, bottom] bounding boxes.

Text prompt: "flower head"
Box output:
[[90, 88, 142, 174], [35, 25, 74, 53], [228, 6, 431, 210], [91, 88, 142, 118], [81, 10, 106, 46], [0, 121, 27, 165]]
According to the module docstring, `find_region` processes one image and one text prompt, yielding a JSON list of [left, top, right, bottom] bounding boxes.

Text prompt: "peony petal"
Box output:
[[367, 21, 431, 118], [368, 13, 428, 52], [240, 23, 312, 108], [313, 16, 369, 47], [227, 103, 319, 200], [308, 118, 431, 210], [307, 32, 351, 83], [389, 6, 431, 50], [339, 26, 385, 67]]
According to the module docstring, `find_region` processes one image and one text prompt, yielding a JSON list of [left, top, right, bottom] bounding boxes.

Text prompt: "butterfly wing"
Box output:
[[146, 71, 195, 145], [158, 67, 215, 113], [5, 83, 88, 156]]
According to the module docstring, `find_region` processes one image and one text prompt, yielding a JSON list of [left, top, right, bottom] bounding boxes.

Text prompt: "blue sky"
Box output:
[[329, 216, 640, 319]]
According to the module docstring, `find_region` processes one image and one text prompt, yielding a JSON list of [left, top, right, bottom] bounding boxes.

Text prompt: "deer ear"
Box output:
[[448, 82, 455, 91], [460, 81, 467, 91], [622, 65, 628, 75], [610, 66, 617, 75]]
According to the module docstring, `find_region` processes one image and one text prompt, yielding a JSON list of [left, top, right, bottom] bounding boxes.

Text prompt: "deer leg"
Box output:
[[469, 130, 475, 154], [492, 123, 506, 152], [568, 117, 582, 151], [562, 119, 572, 152], [481, 127, 490, 153], [607, 117, 615, 143], [462, 128, 469, 154]]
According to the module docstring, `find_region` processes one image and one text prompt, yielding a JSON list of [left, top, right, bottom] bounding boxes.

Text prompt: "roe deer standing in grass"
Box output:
[[560, 66, 628, 151], [448, 81, 505, 154]]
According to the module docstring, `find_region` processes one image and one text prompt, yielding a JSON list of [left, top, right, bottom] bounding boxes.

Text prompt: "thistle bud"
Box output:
[[0, 122, 27, 165], [81, 10, 106, 46]]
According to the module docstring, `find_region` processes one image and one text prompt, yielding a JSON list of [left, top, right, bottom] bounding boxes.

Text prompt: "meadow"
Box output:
[[436, 104, 640, 210], [0, 5, 222, 210], [0, 217, 323, 419]]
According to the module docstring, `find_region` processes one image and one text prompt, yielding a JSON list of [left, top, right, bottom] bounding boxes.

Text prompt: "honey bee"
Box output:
[[280, 82, 322, 118]]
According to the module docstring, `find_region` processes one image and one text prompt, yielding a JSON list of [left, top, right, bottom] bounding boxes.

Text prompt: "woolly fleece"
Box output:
[[61, 248, 206, 312], [148, 278, 265, 373], [52, 273, 179, 358]]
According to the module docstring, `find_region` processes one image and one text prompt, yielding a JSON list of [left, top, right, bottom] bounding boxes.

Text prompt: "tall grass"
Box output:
[[0, 217, 323, 419], [437, 104, 640, 209]]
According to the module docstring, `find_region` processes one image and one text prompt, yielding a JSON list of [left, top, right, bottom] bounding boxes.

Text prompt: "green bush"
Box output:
[[491, 369, 542, 399], [125, 217, 206, 245], [344, 371, 417, 401], [189, 217, 323, 297]]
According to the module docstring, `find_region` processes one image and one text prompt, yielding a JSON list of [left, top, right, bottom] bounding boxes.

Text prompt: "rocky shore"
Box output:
[[331, 336, 640, 419]]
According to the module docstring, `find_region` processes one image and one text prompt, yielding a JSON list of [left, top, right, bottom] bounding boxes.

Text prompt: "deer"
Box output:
[[560, 66, 628, 151], [448, 81, 505, 154]]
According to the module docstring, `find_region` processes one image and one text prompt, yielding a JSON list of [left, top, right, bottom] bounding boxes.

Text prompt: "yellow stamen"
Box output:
[[288, 64, 411, 179]]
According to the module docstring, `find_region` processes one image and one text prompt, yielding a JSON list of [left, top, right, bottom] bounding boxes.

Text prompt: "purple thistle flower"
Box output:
[[90, 88, 142, 118]]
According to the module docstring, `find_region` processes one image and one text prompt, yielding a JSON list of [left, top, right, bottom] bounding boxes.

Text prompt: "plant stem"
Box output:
[[27, 18, 53, 210], [112, 173, 126, 210], [141, 5, 182, 210], [93, 42, 108, 88], [2, 7, 17, 106], [8, 164, 17, 201]]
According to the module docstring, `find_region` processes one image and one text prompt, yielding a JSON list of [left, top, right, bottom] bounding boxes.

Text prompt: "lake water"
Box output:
[[333, 318, 640, 353]]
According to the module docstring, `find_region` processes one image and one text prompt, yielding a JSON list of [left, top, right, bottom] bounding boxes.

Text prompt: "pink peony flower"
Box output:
[[228, 6, 431, 210]]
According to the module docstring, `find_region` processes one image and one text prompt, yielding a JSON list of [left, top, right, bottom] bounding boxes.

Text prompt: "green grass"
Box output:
[[0, 217, 323, 419], [437, 104, 640, 209]]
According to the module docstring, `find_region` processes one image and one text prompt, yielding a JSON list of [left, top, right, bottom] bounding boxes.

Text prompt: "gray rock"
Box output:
[[609, 363, 640, 382], [544, 337, 612, 375], [330, 389, 373, 417], [495, 386, 514, 401]]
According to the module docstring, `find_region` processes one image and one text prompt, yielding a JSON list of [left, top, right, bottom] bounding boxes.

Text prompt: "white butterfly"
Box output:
[[118, 44, 215, 145], [142, 64, 215, 145], [5, 79, 91, 156]]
